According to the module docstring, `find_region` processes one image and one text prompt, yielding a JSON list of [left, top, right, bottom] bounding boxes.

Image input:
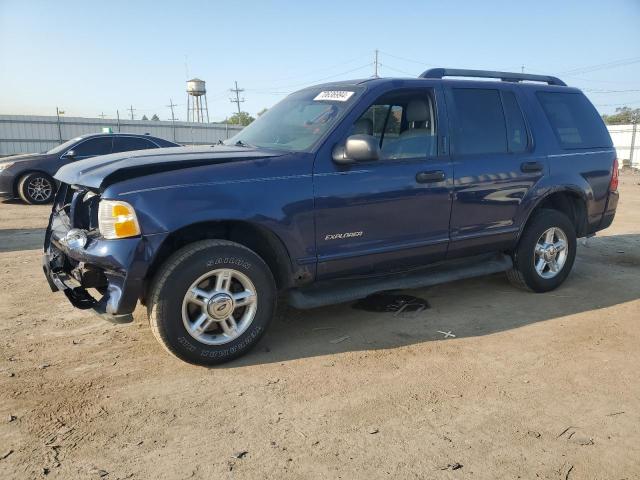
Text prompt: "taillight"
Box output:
[[610, 158, 619, 192]]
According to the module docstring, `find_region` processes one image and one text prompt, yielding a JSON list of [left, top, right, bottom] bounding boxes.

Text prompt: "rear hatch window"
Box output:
[[537, 92, 611, 149]]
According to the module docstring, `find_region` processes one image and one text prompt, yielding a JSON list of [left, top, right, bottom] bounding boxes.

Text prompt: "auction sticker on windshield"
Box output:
[[313, 91, 355, 102]]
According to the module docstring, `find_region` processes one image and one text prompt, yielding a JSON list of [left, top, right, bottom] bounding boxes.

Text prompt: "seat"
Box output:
[[383, 99, 436, 158]]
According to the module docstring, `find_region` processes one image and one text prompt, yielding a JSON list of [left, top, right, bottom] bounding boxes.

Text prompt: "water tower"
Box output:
[[186, 78, 210, 123]]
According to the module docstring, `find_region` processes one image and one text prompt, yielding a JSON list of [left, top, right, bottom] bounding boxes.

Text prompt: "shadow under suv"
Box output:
[[0, 133, 178, 204]]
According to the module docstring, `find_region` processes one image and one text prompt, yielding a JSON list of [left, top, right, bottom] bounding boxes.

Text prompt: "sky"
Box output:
[[1, 0, 639, 122]]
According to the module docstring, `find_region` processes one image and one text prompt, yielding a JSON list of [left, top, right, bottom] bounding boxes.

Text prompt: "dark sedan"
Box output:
[[0, 133, 179, 204]]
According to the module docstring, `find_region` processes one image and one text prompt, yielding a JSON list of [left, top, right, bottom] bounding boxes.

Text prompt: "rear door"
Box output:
[[313, 85, 453, 279], [445, 85, 545, 257]]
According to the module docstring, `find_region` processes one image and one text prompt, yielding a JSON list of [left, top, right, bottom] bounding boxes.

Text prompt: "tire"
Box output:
[[18, 172, 55, 204], [147, 240, 276, 365], [507, 209, 577, 292]]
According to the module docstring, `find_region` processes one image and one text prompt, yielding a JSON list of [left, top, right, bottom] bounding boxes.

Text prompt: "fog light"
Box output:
[[63, 229, 87, 249]]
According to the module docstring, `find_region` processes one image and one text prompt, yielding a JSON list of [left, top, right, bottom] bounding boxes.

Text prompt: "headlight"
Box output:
[[0, 162, 15, 171], [98, 200, 141, 239]]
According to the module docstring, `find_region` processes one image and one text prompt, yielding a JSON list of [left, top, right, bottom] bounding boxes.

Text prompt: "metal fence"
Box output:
[[0, 115, 243, 156], [607, 124, 638, 168], [1, 115, 637, 168]]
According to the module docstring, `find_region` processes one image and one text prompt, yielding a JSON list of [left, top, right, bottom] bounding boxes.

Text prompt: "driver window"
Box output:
[[350, 90, 437, 160]]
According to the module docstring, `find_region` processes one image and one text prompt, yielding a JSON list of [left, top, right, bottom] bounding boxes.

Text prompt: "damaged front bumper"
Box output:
[[42, 186, 166, 323]]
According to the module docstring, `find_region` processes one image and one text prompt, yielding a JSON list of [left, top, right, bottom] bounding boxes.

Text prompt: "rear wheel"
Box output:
[[18, 172, 55, 204], [147, 240, 276, 365], [507, 209, 577, 292]]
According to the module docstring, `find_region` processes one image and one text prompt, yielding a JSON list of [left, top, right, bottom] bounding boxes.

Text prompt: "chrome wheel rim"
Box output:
[[27, 176, 53, 202], [533, 227, 568, 279], [181, 268, 258, 345]]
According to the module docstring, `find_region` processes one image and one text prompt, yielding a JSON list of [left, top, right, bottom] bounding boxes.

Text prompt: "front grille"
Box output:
[[53, 183, 100, 230]]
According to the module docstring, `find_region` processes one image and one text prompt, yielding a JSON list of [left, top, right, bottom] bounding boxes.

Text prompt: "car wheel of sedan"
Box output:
[[18, 172, 55, 204], [147, 239, 276, 365], [507, 209, 577, 292]]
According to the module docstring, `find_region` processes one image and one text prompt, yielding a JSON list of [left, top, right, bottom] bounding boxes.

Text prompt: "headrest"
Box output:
[[406, 99, 429, 123], [353, 118, 373, 135]]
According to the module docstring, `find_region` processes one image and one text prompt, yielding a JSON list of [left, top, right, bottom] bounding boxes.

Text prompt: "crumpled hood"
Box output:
[[54, 145, 286, 190], [0, 152, 45, 164]]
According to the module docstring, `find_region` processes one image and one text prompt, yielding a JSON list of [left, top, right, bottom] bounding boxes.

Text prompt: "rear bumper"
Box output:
[[43, 212, 167, 321], [598, 190, 619, 231]]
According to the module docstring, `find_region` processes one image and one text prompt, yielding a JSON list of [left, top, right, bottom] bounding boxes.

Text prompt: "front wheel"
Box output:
[[147, 240, 276, 365], [507, 209, 577, 292], [18, 172, 55, 204]]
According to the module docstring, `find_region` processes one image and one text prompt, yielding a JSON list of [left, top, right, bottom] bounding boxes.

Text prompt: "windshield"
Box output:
[[225, 87, 362, 152], [46, 136, 84, 154]]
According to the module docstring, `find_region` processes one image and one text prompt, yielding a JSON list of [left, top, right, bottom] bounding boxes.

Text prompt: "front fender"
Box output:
[[102, 154, 316, 269]]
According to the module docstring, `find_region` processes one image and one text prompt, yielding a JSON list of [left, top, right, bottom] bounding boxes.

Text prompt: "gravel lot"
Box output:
[[1, 172, 639, 480]]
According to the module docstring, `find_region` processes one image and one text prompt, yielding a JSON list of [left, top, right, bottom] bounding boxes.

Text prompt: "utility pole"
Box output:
[[630, 118, 638, 167], [116, 110, 121, 132], [229, 81, 245, 115], [521, 65, 525, 73], [55, 107, 63, 144], [128, 105, 136, 120], [374, 49, 379, 78], [98, 112, 107, 119], [167, 98, 178, 141]]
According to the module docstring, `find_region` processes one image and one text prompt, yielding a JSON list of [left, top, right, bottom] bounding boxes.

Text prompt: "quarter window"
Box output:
[[450, 88, 507, 155], [537, 92, 611, 149]]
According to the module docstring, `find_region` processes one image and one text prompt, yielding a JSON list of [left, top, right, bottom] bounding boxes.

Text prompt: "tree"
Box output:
[[141, 115, 149, 121], [602, 107, 640, 125], [151, 114, 160, 121], [227, 111, 255, 126], [257, 108, 268, 117]]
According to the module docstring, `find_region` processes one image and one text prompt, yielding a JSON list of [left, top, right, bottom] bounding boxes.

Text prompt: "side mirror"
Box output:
[[64, 149, 76, 159], [332, 134, 380, 164]]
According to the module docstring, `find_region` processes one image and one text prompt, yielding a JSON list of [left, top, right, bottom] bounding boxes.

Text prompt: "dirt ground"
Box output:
[[1, 172, 639, 480]]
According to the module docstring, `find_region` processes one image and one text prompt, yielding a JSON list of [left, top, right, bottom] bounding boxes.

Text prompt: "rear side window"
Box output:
[[113, 136, 157, 153], [450, 88, 507, 155], [537, 92, 611, 149], [501, 91, 528, 153]]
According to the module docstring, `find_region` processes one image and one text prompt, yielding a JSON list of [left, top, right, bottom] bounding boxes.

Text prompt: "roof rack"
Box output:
[[419, 68, 567, 86]]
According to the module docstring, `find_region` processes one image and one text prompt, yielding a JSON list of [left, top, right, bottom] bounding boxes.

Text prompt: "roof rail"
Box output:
[[419, 68, 567, 86]]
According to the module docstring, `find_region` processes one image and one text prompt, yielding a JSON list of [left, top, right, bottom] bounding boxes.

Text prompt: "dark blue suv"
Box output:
[[43, 69, 619, 365]]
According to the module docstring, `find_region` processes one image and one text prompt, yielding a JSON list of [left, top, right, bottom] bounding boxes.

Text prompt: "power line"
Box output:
[[379, 63, 415, 76], [582, 88, 640, 94], [561, 56, 640, 76], [247, 63, 373, 94], [377, 50, 439, 67], [255, 54, 370, 85], [594, 99, 640, 107], [229, 81, 245, 114]]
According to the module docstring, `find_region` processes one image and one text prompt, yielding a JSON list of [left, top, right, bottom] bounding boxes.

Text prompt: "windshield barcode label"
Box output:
[[313, 91, 354, 102]]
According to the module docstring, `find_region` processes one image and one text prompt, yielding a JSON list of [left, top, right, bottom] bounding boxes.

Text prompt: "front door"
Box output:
[[313, 85, 453, 280]]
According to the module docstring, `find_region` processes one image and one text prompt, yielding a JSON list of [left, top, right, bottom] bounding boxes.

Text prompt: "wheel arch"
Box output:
[[518, 187, 589, 241], [143, 220, 300, 301]]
